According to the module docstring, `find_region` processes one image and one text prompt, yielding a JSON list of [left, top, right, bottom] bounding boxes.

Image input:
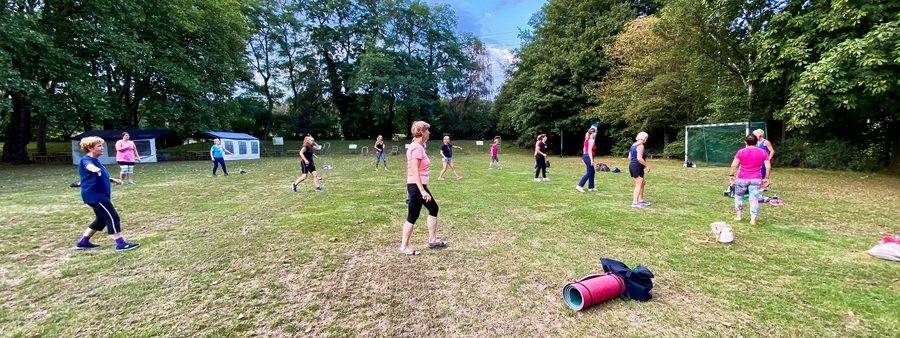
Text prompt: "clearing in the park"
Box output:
[[1, 143, 898, 336]]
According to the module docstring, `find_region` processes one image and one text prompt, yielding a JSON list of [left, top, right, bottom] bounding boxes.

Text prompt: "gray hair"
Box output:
[[752, 129, 765, 137], [636, 131, 649, 141]]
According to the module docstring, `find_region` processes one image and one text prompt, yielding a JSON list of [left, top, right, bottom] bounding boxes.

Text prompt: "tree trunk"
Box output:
[[890, 119, 900, 172], [36, 112, 48, 155], [2, 91, 32, 164]]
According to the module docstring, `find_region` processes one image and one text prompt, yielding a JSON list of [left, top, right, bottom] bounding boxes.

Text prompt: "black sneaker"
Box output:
[[292, 183, 297, 192], [116, 242, 140, 251], [75, 241, 100, 250], [315, 187, 325, 193]]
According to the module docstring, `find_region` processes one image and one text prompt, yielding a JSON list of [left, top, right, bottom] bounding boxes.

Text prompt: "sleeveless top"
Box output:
[[583, 137, 595, 156], [756, 138, 769, 154], [629, 144, 646, 165]]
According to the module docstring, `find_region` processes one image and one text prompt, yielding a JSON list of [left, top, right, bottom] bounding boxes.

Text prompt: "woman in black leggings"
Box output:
[[534, 134, 548, 182], [399, 121, 446, 255]]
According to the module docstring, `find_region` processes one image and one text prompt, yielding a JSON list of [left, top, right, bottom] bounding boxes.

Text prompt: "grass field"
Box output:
[[1, 142, 898, 336]]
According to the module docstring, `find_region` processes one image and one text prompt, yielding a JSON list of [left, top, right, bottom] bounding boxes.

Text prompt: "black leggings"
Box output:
[[88, 200, 121, 234], [406, 184, 438, 224], [535, 155, 547, 178]]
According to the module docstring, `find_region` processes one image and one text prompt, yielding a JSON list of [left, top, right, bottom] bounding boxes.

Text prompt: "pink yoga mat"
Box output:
[[563, 273, 625, 311]]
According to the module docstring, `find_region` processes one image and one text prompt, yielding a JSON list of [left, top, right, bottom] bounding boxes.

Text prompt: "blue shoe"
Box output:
[[291, 183, 297, 192], [631, 202, 646, 208], [639, 200, 652, 206], [315, 187, 325, 193], [116, 242, 140, 251], [75, 241, 100, 250]]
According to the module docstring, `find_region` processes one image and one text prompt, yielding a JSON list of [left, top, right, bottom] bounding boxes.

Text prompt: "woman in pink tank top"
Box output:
[[115, 132, 141, 185]]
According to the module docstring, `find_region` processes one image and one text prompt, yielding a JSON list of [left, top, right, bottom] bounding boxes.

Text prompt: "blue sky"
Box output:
[[428, 0, 548, 94]]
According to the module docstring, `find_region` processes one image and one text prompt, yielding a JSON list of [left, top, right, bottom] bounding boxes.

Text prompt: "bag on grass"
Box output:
[[600, 258, 654, 301], [595, 163, 610, 172]]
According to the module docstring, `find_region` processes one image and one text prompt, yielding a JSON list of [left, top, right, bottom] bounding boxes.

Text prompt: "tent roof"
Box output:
[[70, 129, 171, 141], [204, 131, 259, 141]]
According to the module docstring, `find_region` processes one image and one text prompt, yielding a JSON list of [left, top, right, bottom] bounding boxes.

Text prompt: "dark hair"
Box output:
[[745, 134, 758, 146], [122, 132, 130, 137]]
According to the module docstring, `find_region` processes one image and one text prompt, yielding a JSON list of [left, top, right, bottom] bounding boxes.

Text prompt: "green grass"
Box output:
[[1, 142, 898, 336]]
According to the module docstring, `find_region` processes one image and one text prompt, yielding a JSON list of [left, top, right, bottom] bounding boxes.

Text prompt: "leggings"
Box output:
[[734, 179, 762, 216], [577, 155, 595, 189], [212, 157, 227, 175], [406, 184, 438, 224], [375, 151, 387, 168], [535, 155, 546, 178], [88, 200, 121, 234]]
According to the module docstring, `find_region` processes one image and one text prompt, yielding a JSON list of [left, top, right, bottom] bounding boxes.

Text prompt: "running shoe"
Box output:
[[116, 242, 140, 251], [75, 241, 100, 250]]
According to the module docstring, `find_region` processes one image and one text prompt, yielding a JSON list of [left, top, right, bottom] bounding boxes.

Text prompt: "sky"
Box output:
[[427, 0, 548, 95]]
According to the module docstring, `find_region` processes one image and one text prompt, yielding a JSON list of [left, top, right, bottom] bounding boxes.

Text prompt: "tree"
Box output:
[[495, 0, 636, 152], [754, 0, 900, 171]]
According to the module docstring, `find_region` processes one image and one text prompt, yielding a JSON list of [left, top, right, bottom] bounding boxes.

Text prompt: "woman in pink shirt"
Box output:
[[400, 121, 446, 255], [729, 134, 772, 225], [115, 132, 141, 185]]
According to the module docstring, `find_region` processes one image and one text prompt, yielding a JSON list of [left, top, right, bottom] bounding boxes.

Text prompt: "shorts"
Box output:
[[491, 155, 499, 162], [301, 162, 316, 174], [118, 161, 135, 174], [442, 157, 453, 163], [629, 162, 645, 178]]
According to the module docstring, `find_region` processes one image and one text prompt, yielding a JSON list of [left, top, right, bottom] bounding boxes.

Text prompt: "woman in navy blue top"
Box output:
[[628, 132, 651, 208], [74, 137, 140, 251]]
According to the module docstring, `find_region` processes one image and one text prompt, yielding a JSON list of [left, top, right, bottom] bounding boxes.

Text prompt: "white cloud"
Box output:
[[485, 43, 516, 95]]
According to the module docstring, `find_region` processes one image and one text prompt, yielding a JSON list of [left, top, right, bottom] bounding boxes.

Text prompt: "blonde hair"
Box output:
[[410, 121, 430, 138], [80, 137, 104, 152], [752, 129, 765, 137], [303, 135, 314, 147], [636, 131, 649, 141]]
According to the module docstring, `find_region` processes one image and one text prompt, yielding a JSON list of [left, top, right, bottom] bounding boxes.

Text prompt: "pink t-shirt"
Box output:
[[735, 147, 768, 179], [490, 143, 498, 156], [406, 142, 430, 185], [115, 140, 136, 162]]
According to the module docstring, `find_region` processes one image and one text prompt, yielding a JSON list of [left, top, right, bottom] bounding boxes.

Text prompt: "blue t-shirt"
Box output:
[[211, 145, 224, 158], [441, 144, 453, 158], [78, 156, 111, 204]]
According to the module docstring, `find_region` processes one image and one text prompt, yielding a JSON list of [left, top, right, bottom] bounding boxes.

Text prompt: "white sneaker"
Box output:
[[542, 177, 550, 181], [534, 178, 541, 182], [588, 188, 597, 192], [575, 186, 584, 193]]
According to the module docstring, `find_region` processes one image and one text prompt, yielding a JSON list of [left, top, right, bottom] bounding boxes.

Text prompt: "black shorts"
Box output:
[[117, 161, 135, 165], [301, 162, 316, 174], [629, 162, 645, 178], [406, 184, 438, 224]]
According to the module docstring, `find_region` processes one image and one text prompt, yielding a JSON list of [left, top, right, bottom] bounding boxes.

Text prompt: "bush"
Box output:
[[775, 138, 884, 171]]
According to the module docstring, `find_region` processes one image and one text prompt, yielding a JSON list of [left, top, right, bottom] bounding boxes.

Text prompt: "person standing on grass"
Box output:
[[628, 132, 651, 208], [400, 121, 446, 255], [210, 138, 233, 177], [729, 134, 771, 225], [374, 135, 388, 171], [438, 135, 463, 181], [292, 135, 324, 193], [115, 132, 141, 185], [74, 136, 140, 251], [752, 129, 775, 183], [534, 134, 549, 182], [576, 123, 599, 192], [488, 137, 502, 169]]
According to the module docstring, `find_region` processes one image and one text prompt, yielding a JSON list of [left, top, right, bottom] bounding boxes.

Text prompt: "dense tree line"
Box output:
[[1, 0, 494, 163], [496, 0, 900, 171]]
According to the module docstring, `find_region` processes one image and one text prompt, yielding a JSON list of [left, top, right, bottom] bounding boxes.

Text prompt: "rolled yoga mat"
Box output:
[[562, 273, 625, 311]]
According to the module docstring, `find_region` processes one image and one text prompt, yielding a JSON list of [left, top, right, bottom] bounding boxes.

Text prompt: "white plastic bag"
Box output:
[[710, 222, 734, 243]]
